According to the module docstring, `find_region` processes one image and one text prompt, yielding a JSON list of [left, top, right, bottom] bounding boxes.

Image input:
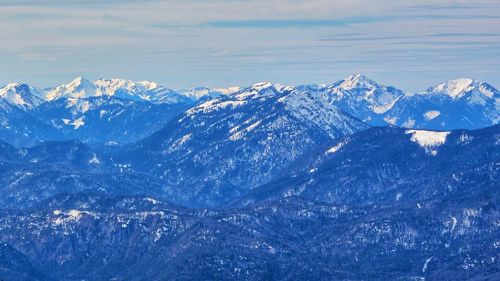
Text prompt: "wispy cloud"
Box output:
[[427, 33, 500, 38], [402, 4, 479, 11], [202, 14, 500, 30], [200, 17, 395, 29]]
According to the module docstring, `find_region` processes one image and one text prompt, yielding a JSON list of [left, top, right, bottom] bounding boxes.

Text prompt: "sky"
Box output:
[[0, 0, 499, 92]]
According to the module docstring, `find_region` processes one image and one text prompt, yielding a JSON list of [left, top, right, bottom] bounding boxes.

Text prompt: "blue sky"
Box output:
[[0, 0, 499, 91]]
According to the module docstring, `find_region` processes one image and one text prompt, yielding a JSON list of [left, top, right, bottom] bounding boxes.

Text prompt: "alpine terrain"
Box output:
[[0, 75, 498, 281]]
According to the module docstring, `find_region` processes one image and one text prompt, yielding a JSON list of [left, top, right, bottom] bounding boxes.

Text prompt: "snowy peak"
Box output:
[[232, 82, 292, 101], [3, 77, 245, 109], [45, 77, 188, 104], [321, 74, 404, 119], [247, 82, 294, 93], [95, 78, 165, 102], [251, 81, 274, 91], [429, 78, 474, 98], [138, 80, 161, 91], [70, 76, 93, 87], [217, 86, 241, 95], [337, 74, 379, 90], [185, 83, 291, 116], [424, 78, 499, 100], [46, 77, 97, 101], [385, 78, 499, 130], [0, 83, 44, 109]]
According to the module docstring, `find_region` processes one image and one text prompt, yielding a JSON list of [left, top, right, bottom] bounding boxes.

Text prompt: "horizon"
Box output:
[[0, 0, 499, 92], [1, 74, 498, 94]]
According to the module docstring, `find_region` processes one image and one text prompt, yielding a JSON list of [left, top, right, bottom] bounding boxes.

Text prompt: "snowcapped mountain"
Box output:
[[327, 74, 404, 115], [385, 78, 499, 129], [295, 75, 499, 130], [0, 78, 200, 146], [42, 77, 240, 105], [45, 77, 97, 101], [124, 82, 368, 207], [297, 74, 405, 126], [0, 75, 498, 146], [0, 90, 497, 281], [45, 77, 192, 104], [0, 83, 44, 109], [427, 78, 497, 100]]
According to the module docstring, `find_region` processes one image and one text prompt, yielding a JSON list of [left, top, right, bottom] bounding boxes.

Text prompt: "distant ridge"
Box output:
[[0, 75, 498, 146]]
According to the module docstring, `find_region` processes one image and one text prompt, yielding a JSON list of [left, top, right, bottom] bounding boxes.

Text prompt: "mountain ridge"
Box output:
[[1, 75, 496, 139]]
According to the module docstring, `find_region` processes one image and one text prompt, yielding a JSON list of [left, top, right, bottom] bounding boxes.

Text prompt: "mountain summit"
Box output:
[[295, 74, 405, 125], [44, 77, 189, 104], [0, 83, 44, 109], [425, 78, 497, 100], [386, 78, 499, 129]]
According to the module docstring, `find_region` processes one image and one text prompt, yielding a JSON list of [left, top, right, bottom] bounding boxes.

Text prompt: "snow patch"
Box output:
[[168, 133, 192, 151], [406, 129, 450, 148], [450, 217, 457, 232], [89, 153, 100, 164], [326, 139, 349, 154], [230, 120, 261, 141], [396, 193, 402, 201], [458, 133, 474, 144], [422, 257, 432, 273], [187, 100, 246, 115], [68, 117, 85, 129], [177, 133, 192, 146], [144, 198, 160, 205], [52, 209, 96, 225], [424, 110, 441, 121]]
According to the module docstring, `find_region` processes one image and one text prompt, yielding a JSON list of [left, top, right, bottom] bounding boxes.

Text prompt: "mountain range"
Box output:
[[0, 75, 498, 146], [0, 125, 497, 280], [0, 75, 498, 280]]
